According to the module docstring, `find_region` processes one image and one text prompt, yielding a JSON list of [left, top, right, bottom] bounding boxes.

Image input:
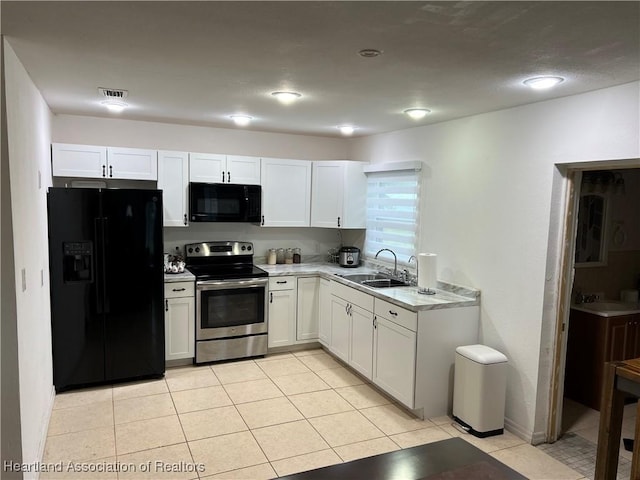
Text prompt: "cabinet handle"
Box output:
[[222, 171, 225, 182], [348, 304, 352, 316], [270, 292, 273, 303], [337, 216, 341, 227], [276, 280, 287, 284], [172, 288, 186, 292], [165, 299, 168, 312], [183, 214, 188, 225], [261, 215, 265, 226], [227, 171, 231, 183], [109, 165, 113, 177], [389, 310, 398, 317], [374, 316, 377, 329], [102, 165, 106, 177]]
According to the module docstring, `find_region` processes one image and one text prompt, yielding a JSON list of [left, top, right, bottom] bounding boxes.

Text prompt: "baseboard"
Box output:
[[504, 416, 535, 443], [39, 385, 56, 463], [531, 430, 548, 445]]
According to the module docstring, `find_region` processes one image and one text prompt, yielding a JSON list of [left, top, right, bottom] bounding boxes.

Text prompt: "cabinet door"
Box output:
[[165, 296, 195, 361], [158, 151, 189, 227], [330, 296, 350, 363], [297, 277, 319, 341], [311, 162, 345, 228], [227, 155, 261, 185], [318, 278, 331, 346], [349, 304, 373, 380], [373, 316, 416, 408], [189, 153, 226, 183], [107, 147, 157, 180], [52, 143, 107, 178], [268, 289, 296, 348], [261, 158, 311, 227], [631, 315, 640, 358], [607, 317, 630, 362]]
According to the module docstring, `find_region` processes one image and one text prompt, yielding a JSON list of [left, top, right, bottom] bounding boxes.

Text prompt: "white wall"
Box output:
[[349, 82, 640, 440], [4, 39, 55, 477], [53, 114, 349, 160]]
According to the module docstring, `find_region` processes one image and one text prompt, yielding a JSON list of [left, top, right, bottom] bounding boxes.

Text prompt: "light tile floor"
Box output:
[[536, 397, 637, 480], [43, 349, 585, 479]]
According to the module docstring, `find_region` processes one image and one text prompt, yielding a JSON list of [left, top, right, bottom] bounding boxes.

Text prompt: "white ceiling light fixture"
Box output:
[[230, 115, 252, 126], [101, 100, 127, 113], [271, 91, 302, 104], [523, 76, 565, 90], [403, 108, 431, 119], [338, 125, 355, 136]]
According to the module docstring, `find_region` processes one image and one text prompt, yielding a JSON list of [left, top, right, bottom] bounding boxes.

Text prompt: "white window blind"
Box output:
[[364, 169, 420, 264]]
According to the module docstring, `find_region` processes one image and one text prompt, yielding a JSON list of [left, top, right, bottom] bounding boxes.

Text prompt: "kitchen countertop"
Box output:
[[571, 301, 640, 318], [163, 269, 195, 282], [258, 262, 479, 312]]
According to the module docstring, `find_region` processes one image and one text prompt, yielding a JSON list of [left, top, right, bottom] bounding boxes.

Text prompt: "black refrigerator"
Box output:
[[47, 188, 165, 391]]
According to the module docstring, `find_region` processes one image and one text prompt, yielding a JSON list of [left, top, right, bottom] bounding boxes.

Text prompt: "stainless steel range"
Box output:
[[185, 241, 268, 364]]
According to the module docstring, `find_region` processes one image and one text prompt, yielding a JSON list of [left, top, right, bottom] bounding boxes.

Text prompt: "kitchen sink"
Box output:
[[336, 272, 410, 288]]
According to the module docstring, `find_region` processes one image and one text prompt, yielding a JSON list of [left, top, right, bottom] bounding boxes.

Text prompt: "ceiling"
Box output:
[[2, 1, 639, 137]]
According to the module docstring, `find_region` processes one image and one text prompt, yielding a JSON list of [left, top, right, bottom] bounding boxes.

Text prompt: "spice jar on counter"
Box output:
[[293, 248, 301, 264], [276, 248, 285, 264], [267, 249, 277, 265], [285, 248, 294, 264]]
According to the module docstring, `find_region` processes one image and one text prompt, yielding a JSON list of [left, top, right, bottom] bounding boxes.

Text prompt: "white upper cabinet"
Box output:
[[311, 161, 366, 229], [52, 143, 107, 178], [189, 153, 226, 183], [52, 144, 157, 180], [107, 147, 158, 180], [226, 155, 261, 185], [189, 153, 260, 185], [260, 158, 311, 227], [157, 151, 189, 227]]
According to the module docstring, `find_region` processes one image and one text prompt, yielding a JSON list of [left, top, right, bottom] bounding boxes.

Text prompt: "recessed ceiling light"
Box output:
[[358, 49, 382, 58], [271, 91, 302, 104], [338, 125, 355, 136], [404, 108, 431, 120], [230, 115, 252, 126], [523, 76, 565, 90], [101, 100, 127, 113]]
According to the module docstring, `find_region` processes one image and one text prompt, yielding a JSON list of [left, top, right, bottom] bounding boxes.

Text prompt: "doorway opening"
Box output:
[[548, 163, 640, 462]]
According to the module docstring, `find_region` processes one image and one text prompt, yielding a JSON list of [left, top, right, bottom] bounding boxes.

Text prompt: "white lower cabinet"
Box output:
[[268, 277, 297, 348], [296, 277, 320, 341], [349, 304, 374, 379], [318, 278, 332, 346], [329, 280, 374, 379], [330, 296, 350, 363], [373, 315, 417, 408], [164, 281, 195, 362]]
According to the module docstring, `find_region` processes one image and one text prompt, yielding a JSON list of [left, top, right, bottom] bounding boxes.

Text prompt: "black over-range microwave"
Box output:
[[189, 182, 261, 223]]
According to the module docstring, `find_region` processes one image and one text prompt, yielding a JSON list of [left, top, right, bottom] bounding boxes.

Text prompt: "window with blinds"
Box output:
[[364, 169, 421, 265]]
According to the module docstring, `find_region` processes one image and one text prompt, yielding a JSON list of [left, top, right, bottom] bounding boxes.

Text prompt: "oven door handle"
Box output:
[[197, 277, 269, 290]]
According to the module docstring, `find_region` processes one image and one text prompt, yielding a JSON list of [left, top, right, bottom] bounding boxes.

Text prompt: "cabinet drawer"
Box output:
[[374, 298, 417, 332], [331, 280, 374, 312], [164, 282, 195, 298], [269, 276, 296, 291]]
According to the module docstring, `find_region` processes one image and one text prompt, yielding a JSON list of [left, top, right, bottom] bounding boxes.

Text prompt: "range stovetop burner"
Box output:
[[184, 241, 268, 280]]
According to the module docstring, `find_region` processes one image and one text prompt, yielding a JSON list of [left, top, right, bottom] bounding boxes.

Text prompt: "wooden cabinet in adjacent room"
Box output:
[[564, 309, 640, 410]]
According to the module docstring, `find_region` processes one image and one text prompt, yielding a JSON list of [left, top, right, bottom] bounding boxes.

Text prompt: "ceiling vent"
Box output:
[[98, 87, 128, 99]]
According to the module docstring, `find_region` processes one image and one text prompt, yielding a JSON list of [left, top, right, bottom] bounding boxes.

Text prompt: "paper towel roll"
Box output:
[[418, 253, 437, 290]]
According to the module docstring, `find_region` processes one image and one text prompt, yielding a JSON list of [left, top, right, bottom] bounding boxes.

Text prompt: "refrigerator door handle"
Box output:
[[102, 217, 110, 314], [94, 217, 104, 314]]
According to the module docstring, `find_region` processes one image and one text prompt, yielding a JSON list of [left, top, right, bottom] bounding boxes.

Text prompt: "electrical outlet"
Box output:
[[21, 268, 26, 292], [38, 170, 42, 189], [41, 269, 44, 287]]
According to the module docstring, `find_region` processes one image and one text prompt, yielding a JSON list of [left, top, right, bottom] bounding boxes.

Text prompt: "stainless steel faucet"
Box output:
[[407, 255, 418, 285], [375, 248, 398, 277]]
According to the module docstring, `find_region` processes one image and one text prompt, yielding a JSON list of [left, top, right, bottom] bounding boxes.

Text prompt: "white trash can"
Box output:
[[453, 344, 508, 438]]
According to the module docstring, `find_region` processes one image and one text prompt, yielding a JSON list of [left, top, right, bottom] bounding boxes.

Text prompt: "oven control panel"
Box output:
[[185, 241, 254, 258]]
